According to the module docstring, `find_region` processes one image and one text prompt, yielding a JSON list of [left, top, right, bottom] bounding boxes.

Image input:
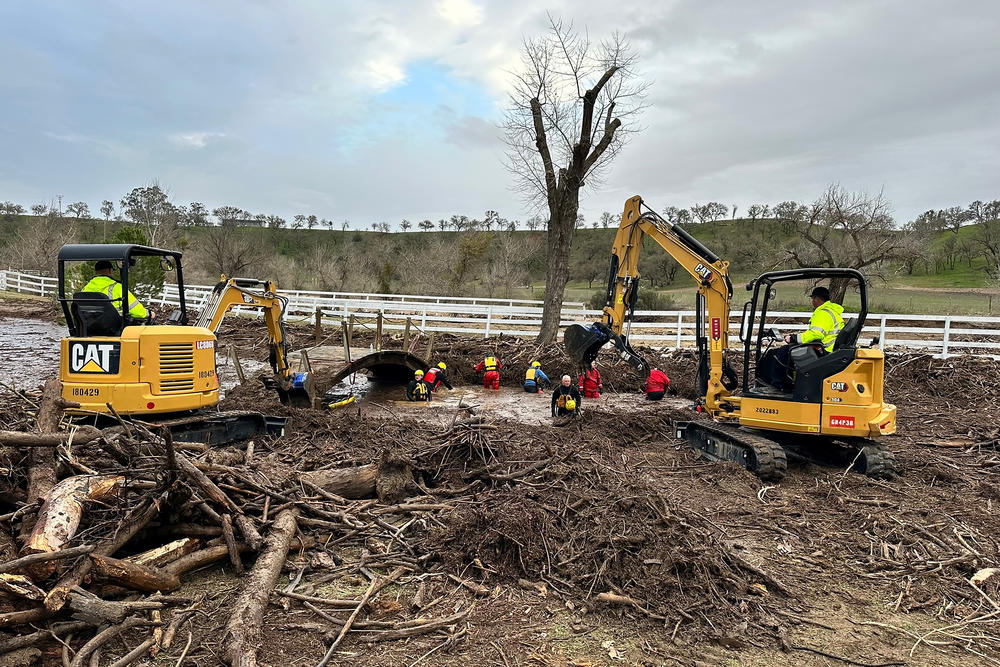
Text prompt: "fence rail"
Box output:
[[4, 269, 998, 356]]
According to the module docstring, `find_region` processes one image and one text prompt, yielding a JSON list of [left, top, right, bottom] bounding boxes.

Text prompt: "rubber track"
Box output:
[[684, 422, 788, 481], [846, 440, 898, 480]]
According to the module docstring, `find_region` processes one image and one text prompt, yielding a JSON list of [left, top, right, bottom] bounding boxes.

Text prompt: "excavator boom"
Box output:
[[197, 276, 315, 408]]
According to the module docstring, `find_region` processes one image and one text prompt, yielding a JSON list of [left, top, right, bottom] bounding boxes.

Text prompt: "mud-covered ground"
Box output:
[[1, 297, 999, 666]]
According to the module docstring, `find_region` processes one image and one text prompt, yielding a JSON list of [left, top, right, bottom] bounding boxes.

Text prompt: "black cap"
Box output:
[[810, 286, 830, 301], [94, 260, 113, 271]]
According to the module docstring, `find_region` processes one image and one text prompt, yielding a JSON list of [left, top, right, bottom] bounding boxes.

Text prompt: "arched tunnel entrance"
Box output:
[[326, 350, 429, 387]]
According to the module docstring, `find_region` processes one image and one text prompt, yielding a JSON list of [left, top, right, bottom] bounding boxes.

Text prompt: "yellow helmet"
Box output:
[[565, 398, 577, 411], [531, 361, 541, 368], [414, 369, 424, 377], [438, 362, 447, 370]]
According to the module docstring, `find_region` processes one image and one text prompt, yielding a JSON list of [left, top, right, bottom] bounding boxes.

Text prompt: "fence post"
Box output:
[[0, 270, 6, 292], [879, 315, 888, 349], [228, 347, 246, 385], [403, 317, 411, 349], [484, 306, 493, 338], [314, 308, 322, 346], [421, 309, 427, 328], [941, 316, 952, 356], [676, 313, 683, 349], [340, 319, 352, 365], [375, 312, 383, 351]]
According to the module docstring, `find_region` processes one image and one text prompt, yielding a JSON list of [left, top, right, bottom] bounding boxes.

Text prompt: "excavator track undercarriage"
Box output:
[[675, 421, 897, 481], [675, 421, 789, 481]]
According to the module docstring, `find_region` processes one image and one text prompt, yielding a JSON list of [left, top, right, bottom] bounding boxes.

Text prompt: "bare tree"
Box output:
[[968, 199, 1000, 279], [487, 232, 543, 298], [502, 15, 646, 343], [783, 185, 902, 303], [2, 218, 77, 274], [195, 226, 270, 279], [599, 211, 615, 228], [746, 204, 763, 221], [418, 219, 434, 232], [30, 204, 47, 216], [400, 219, 412, 232], [100, 200, 115, 220]]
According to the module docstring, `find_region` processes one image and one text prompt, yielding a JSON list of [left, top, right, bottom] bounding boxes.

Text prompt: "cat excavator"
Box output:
[[56, 243, 314, 443], [564, 196, 897, 481]]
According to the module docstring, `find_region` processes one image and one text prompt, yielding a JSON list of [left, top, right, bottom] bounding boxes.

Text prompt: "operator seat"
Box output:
[[71, 292, 123, 337], [833, 317, 861, 351]]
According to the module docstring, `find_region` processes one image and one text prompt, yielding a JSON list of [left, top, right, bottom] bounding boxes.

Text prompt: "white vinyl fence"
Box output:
[[3, 269, 998, 357]]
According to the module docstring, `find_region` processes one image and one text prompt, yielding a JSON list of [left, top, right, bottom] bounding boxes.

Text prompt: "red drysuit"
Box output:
[[475, 356, 502, 390], [578, 368, 603, 398]]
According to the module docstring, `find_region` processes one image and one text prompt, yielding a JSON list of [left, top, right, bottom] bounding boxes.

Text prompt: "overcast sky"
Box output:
[[1, 0, 997, 227]]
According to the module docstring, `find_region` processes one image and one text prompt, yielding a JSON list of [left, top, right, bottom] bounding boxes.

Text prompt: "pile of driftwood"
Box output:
[[0, 380, 482, 666]]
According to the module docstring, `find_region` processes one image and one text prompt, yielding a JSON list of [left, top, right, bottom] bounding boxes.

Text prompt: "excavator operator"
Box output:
[[761, 286, 844, 391], [83, 260, 149, 321]]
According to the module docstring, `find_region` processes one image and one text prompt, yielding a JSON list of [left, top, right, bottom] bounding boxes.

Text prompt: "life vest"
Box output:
[[484, 356, 498, 371], [424, 368, 440, 384], [525, 368, 537, 382], [412, 381, 429, 400]]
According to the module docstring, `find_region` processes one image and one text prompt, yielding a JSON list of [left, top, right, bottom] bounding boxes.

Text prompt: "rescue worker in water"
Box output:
[[406, 370, 432, 402], [82, 260, 148, 320], [423, 362, 453, 392], [551, 375, 582, 417], [475, 355, 502, 390], [578, 360, 603, 399], [523, 361, 551, 393]]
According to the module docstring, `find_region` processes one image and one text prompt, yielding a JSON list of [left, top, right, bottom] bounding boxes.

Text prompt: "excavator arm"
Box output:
[[196, 276, 315, 407], [565, 195, 738, 413]]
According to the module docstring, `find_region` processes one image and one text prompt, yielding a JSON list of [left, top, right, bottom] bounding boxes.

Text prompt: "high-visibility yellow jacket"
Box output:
[[799, 300, 844, 352], [82, 275, 148, 319]]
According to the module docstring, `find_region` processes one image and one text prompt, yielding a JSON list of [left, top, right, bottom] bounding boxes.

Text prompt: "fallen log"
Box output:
[[20, 379, 71, 545], [223, 509, 299, 666], [301, 448, 418, 503], [22, 475, 125, 577], [300, 465, 377, 499], [0, 621, 89, 655], [126, 538, 200, 568], [65, 591, 164, 625], [0, 426, 103, 447], [163, 536, 314, 579], [45, 492, 167, 612], [90, 554, 180, 593], [0, 544, 93, 574]]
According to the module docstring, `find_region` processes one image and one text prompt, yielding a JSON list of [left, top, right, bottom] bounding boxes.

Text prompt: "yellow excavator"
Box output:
[[56, 243, 314, 442], [565, 196, 897, 481]]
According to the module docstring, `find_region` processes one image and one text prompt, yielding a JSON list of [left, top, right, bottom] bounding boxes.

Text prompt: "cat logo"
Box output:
[[694, 263, 713, 282], [69, 341, 121, 374]]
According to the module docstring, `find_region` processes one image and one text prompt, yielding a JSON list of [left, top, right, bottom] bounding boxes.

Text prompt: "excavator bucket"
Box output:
[[565, 322, 651, 376], [564, 323, 611, 367], [271, 372, 316, 409]]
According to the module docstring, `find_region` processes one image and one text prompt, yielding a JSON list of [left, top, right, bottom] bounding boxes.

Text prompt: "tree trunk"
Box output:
[[536, 197, 579, 344], [829, 276, 850, 305]]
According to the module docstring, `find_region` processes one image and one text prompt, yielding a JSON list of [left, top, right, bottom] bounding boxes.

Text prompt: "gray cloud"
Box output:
[[0, 0, 996, 226]]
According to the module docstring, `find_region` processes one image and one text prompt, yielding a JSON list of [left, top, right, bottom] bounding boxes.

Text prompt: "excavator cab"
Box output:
[[741, 268, 870, 400]]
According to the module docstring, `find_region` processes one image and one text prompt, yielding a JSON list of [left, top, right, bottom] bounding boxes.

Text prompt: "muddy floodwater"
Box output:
[[0, 316, 265, 394], [0, 317, 64, 389]]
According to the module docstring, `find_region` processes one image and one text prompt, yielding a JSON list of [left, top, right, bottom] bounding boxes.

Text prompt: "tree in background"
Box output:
[[30, 204, 47, 216], [502, 15, 646, 344], [0, 202, 25, 221], [196, 225, 270, 279], [783, 185, 903, 303], [968, 200, 1000, 280], [307, 215, 318, 230], [66, 201, 89, 218], [400, 219, 412, 232], [418, 219, 434, 232], [120, 183, 179, 246], [599, 211, 615, 228]]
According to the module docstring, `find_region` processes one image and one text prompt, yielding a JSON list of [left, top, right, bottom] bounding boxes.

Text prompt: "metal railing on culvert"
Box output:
[[3, 269, 998, 358]]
